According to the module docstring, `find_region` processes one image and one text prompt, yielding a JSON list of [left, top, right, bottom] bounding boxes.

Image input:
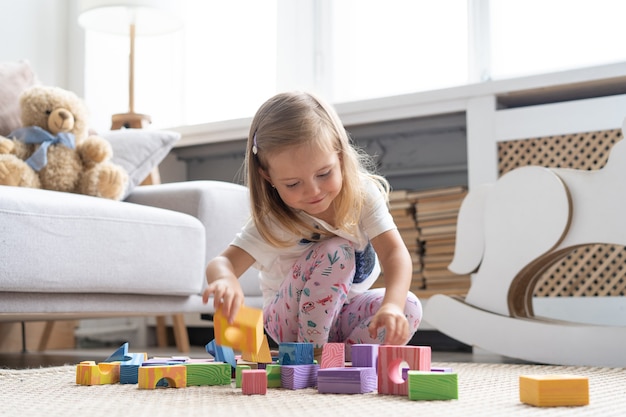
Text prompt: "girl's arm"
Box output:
[[202, 245, 256, 324], [369, 228, 414, 344]]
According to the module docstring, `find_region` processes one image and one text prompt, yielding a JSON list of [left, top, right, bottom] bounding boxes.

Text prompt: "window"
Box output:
[[82, 0, 626, 132]]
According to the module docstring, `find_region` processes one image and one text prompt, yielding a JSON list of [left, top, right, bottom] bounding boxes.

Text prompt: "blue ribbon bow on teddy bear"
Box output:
[[8, 126, 76, 172]]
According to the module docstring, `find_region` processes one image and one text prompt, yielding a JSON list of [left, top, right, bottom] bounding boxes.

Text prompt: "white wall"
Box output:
[[0, 0, 84, 94]]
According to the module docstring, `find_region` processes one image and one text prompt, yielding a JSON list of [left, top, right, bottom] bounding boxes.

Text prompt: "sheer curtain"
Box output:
[[82, 0, 626, 131]]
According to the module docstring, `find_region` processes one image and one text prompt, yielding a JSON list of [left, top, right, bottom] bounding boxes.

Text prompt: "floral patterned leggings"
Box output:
[[263, 236, 422, 349]]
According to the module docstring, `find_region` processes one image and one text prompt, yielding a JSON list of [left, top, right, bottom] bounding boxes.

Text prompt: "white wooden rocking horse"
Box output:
[[424, 119, 626, 367]]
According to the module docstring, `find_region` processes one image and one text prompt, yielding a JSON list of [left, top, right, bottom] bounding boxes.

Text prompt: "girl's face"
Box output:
[[262, 142, 343, 224]]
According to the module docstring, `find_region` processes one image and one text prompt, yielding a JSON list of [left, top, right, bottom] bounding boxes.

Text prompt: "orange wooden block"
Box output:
[[214, 305, 264, 355], [241, 334, 273, 363], [520, 375, 589, 407], [76, 361, 120, 385], [138, 365, 187, 389]]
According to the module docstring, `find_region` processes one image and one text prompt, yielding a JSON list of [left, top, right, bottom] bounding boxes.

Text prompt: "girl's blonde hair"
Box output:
[[245, 91, 389, 247]]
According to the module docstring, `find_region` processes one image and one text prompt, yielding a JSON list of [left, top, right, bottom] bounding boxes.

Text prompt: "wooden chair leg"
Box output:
[[172, 314, 190, 353], [37, 321, 55, 352], [155, 316, 168, 348]]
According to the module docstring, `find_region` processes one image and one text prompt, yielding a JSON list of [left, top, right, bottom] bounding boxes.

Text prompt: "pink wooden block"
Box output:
[[377, 345, 431, 396], [241, 369, 267, 395], [320, 343, 345, 369]]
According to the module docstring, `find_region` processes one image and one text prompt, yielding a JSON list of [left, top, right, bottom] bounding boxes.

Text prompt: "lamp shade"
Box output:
[[78, 0, 182, 35]]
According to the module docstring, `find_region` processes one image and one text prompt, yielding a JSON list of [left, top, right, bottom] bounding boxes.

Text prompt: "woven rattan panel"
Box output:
[[497, 129, 626, 297]]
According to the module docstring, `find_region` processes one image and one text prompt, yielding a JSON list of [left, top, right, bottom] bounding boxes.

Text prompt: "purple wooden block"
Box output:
[[318, 367, 377, 394], [431, 367, 454, 373], [280, 364, 319, 390], [351, 344, 379, 368]]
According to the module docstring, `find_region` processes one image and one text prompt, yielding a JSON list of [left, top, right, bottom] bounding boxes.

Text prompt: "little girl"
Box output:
[[202, 91, 422, 355]]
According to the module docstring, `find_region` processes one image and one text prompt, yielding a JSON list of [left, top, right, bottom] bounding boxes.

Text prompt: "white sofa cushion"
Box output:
[[0, 185, 205, 296]]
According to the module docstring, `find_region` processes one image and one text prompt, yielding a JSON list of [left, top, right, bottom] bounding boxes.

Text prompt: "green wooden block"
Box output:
[[407, 371, 458, 400], [236, 365, 251, 388], [185, 363, 231, 386], [266, 364, 282, 388]]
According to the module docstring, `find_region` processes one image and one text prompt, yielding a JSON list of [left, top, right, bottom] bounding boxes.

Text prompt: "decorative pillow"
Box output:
[[0, 60, 40, 136], [100, 129, 180, 199]]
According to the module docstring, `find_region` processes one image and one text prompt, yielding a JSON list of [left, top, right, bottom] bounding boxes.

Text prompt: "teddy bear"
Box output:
[[0, 85, 128, 200]]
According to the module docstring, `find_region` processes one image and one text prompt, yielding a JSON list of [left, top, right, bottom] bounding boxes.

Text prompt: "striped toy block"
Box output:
[[320, 343, 345, 369], [185, 362, 231, 386], [236, 365, 251, 388], [205, 339, 237, 368], [241, 335, 273, 363], [377, 345, 431, 396], [431, 367, 454, 373], [318, 367, 377, 394], [266, 364, 282, 388], [119, 353, 148, 384], [278, 342, 314, 365], [138, 365, 187, 389], [519, 375, 589, 407], [280, 364, 319, 390], [214, 305, 264, 355], [407, 371, 459, 400], [351, 344, 379, 368], [76, 361, 120, 386], [241, 369, 267, 395]]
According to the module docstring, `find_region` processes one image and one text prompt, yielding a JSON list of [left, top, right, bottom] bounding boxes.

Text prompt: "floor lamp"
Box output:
[[76, 0, 188, 352], [78, 0, 182, 130]]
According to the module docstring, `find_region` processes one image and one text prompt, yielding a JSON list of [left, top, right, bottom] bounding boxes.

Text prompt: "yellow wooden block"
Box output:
[[519, 374, 589, 407], [138, 365, 187, 389], [241, 334, 273, 363], [214, 305, 264, 355], [76, 361, 120, 385]]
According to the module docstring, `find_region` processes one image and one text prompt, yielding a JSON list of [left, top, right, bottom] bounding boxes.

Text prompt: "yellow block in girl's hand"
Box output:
[[214, 305, 264, 355]]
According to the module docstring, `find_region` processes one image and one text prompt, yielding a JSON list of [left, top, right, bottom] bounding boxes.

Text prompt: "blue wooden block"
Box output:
[[104, 342, 132, 362], [318, 367, 377, 394], [205, 339, 237, 368], [280, 364, 319, 389], [278, 342, 314, 365], [119, 353, 147, 384]]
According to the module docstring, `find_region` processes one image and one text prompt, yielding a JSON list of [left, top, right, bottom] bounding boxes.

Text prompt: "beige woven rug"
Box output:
[[1, 362, 624, 417]]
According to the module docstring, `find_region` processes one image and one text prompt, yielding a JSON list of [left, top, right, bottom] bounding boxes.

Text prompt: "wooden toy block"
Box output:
[[278, 342, 314, 365], [407, 371, 459, 400], [266, 364, 282, 388], [120, 352, 148, 384], [351, 344, 378, 368], [76, 361, 120, 385], [104, 342, 132, 362], [519, 375, 589, 407], [318, 367, 377, 394], [280, 364, 319, 390], [431, 367, 454, 373], [236, 365, 251, 388], [377, 345, 431, 396], [241, 369, 267, 395], [205, 339, 237, 368], [185, 362, 231, 386], [138, 365, 187, 389], [214, 305, 264, 355], [320, 343, 344, 369], [241, 334, 273, 363]]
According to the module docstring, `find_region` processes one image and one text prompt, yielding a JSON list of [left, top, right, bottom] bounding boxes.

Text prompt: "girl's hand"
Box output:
[[368, 303, 410, 345], [202, 275, 244, 324]]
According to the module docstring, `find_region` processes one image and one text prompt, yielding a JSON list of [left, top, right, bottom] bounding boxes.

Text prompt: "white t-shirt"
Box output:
[[232, 178, 397, 307]]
